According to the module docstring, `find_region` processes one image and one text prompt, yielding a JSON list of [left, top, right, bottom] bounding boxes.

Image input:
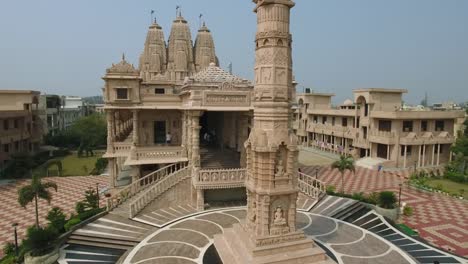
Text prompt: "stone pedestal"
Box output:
[[214, 223, 333, 264]]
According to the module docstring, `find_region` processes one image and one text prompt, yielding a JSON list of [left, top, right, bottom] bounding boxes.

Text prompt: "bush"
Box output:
[[46, 207, 67, 233], [403, 206, 413, 216], [445, 171, 467, 183], [23, 226, 58, 257], [0, 255, 18, 264], [326, 185, 336, 195], [92, 158, 108, 175], [351, 192, 365, 201], [378, 191, 397, 209], [64, 218, 81, 232], [78, 208, 105, 221], [363, 192, 379, 205], [2, 242, 15, 256]]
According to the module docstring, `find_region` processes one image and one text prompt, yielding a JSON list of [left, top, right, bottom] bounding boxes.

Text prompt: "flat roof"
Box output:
[[297, 92, 335, 97], [0, 89, 40, 94], [353, 88, 408, 94]]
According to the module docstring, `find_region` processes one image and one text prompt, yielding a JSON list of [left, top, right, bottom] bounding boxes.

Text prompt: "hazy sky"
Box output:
[[0, 0, 467, 104]]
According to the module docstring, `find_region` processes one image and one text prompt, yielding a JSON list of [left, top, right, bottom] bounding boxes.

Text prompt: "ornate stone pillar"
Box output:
[[106, 110, 115, 153], [196, 189, 204, 211], [132, 109, 139, 146], [191, 111, 201, 168], [108, 158, 116, 189], [214, 1, 329, 263], [131, 165, 140, 184]]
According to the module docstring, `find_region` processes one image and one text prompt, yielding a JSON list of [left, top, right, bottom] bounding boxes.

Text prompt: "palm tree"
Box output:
[[331, 155, 355, 193], [18, 172, 58, 227]]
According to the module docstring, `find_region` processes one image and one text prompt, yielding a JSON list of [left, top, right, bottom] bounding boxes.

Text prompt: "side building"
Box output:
[[38, 94, 63, 136], [0, 90, 42, 167], [293, 89, 465, 170]]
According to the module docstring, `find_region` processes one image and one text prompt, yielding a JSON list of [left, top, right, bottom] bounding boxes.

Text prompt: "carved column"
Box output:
[[106, 110, 115, 153], [132, 109, 139, 146], [196, 189, 204, 211], [191, 111, 201, 168], [108, 158, 116, 189]]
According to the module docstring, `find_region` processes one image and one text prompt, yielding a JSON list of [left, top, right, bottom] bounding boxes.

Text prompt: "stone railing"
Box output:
[[107, 162, 188, 211], [297, 172, 326, 199], [129, 166, 190, 218], [135, 146, 187, 161], [114, 142, 132, 153], [369, 130, 395, 138], [194, 168, 247, 189]]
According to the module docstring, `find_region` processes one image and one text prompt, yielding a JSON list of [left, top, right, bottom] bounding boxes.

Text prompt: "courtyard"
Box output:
[[0, 175, 109, 258]]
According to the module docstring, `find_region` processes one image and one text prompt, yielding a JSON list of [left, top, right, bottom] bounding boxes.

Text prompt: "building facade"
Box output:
[[0, 90, 42, 166], [293, 89, 465, 169], [38, 94, 63, 136], [103, 15, 254, 206]]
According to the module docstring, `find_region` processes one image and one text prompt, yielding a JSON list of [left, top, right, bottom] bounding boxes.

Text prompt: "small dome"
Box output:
[[343, 99, 353, 106]]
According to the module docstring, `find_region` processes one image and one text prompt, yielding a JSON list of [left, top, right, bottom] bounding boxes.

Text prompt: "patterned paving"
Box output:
[[0, 176, 109, 257], [301, 165, 468, 258], [122, 208, 414, 264]]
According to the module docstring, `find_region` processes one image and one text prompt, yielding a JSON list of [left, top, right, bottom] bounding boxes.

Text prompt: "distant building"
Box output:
[[432, 101, 462, 111], [0, 90, 42, 166], [38, 94, 63, 136], [62, 96, 84, 129], [293, 89, 465, 169]]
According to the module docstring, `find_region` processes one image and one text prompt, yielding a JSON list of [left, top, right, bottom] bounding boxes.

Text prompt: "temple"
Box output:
[[103, 12, 254, 211]]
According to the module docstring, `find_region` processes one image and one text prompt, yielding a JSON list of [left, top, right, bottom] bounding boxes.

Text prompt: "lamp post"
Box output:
[[96, 183, 100, 208], [398, 183, 403, 209], [12, 223, 18, 259]]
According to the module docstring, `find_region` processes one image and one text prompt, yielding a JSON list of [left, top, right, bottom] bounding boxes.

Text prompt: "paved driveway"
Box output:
[[301, 165, 468, 258], [0, 175, 109, 257]]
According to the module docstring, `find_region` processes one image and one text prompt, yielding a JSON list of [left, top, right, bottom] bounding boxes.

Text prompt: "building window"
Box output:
[[342, 118, 348, 127], [3, 120, 9, 130], [403, 121, 413, 132], [435, 144, 443, 154], [421, 120, 428, 132], [155, 88, 165, 94], [322, 116, 327, 124], [313, 116, 318, 123], [435, 120, 445, 131], [3, 144, 9, 153], [401, 145, 412, 156], [24, 104, 30, 110], [116, 88, 129, 100], [332, 117, 336, 126], [13, 119, 19, 129], [378, 120, 392, 132]]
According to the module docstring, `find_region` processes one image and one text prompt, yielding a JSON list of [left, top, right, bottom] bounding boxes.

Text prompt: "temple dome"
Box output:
[[191, 63, 249, 84], [106, 55, 138, 75], [139, 21, 167, 81], [342, 99, 353, 106], [194, 22, 218, 72]]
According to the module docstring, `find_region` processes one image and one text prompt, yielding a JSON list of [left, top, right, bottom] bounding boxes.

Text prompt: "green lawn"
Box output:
[[59, 154, 101, 176], [427, 179, 467, 199]]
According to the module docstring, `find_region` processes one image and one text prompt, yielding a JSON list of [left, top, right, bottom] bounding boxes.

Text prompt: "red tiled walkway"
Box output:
[[0, 176, 109, 256], [301, 166, 468, 258]]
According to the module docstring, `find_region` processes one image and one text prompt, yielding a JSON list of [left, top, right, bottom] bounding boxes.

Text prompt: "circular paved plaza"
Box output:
[[122, 208, 415, 264]]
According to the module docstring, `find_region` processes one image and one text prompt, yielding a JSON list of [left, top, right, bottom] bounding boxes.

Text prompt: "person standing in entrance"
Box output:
[[166, 132, 172, 145]]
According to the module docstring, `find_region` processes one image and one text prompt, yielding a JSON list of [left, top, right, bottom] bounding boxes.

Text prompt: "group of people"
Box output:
[[203, 130, 217, 146]]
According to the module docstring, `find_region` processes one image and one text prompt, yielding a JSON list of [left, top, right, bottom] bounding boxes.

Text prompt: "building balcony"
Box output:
[[193, 168, 246, 190], [307, 123, 356, 138], [368, 130, 397, 145], [353, 138, 370, 149], [370, 110, 465, 120], [105, 144, 188, 165], [399, 132, 455, 145]]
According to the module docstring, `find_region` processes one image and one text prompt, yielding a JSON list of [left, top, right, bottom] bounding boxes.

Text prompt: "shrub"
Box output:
[[75, 201, 86, 214], [78, 208, 105, 221], [326, 185, 336, 195], [445, 171, 467, 183], [351, 192, 365, 201], [64, 218, 81, 232], [46, 207, 67, 233], [364, 192, 379, 205], [2, 242, 15, 256], [0, 255, 18, 264], [378, 191, 397, 209], [22, 226, 58, 257], [93, 158, 108, 175], [403, 206, 413, 216]]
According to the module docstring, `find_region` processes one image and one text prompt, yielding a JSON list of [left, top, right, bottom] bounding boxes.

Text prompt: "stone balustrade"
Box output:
[[107, 162, 189, 211], [297, 172, 326, 199], [136, 146, 187, 160], [129, 166, 190, 218], [194, 168, 247, 189], [399, 131, 455, 145]]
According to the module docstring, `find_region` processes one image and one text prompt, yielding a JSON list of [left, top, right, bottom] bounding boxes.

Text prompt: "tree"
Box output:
[[18, 174, 58, 227], [70, 114, 107, 155], [331, 155, 355, 193]]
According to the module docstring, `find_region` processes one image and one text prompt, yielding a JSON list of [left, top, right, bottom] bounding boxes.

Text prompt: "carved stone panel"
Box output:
[[203, 91, 250, 107]]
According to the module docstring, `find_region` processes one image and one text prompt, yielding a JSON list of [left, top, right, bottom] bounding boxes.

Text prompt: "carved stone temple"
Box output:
[[213, 1, 333, 263]]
